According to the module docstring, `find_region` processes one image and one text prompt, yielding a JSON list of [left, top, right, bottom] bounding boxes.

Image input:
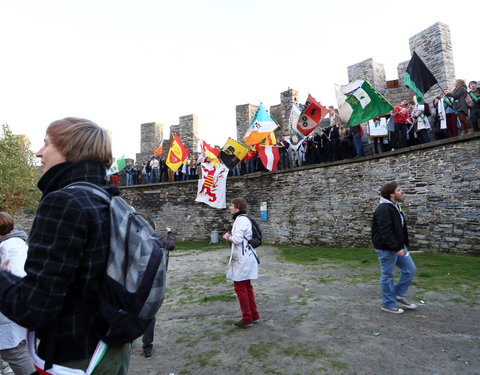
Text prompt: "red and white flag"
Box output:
[[195, 162, 229, 209], [296, 94, 329, 136], [258, 145, 280, 172]]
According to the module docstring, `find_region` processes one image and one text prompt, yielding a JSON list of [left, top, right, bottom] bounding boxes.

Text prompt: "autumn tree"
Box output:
[[0, 123, 41, 214]]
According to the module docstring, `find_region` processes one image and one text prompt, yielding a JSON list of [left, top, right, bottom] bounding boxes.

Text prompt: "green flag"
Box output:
[[335, 80, 393, 128], [108, 155, 126, 175]]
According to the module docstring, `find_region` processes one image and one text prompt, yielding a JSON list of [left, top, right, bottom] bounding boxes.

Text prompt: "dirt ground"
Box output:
[[127, 246, 480, 375]]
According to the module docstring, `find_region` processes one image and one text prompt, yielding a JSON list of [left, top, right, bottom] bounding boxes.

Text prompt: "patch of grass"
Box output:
[[413, 253, 480, 297], [187, 349, 222, 368], [198, 293, 237, 304], [314, 276, 340, 284], [249, 341, 278, 359], [278, 247, 480, 297], [174, 241, 225, 251], [210, 273, 227, 284], [278, 247, 374, 266], [329, 359, 349, 369]]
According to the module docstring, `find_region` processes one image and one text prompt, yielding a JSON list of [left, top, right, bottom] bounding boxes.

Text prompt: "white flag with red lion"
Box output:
[[195, 162, 229, 209]]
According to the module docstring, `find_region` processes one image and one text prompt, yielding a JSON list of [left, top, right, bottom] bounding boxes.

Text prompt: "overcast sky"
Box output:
[[1, 0, 479, 160]]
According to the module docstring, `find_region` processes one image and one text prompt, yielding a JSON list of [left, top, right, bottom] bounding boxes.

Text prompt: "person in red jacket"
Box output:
[[392, 99, 410, 149]]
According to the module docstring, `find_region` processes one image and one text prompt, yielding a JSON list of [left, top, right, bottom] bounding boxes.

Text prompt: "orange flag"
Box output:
[[166, 134, 190, 172]]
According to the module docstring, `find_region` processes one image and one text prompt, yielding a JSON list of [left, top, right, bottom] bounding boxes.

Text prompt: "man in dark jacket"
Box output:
[[0, 118, 130, 373], [372, 182, 417, 314]]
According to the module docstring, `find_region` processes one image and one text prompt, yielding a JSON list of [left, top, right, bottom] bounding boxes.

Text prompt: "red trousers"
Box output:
[[233, 280, 259, 322], [446, 113, 458, 137]]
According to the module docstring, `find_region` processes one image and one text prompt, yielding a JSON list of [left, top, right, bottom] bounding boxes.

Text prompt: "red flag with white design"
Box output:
[[258, 145, 280, 172], [296, 94, 329, 136]]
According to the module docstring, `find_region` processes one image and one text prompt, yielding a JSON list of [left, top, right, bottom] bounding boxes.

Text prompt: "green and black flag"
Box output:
[[404, 51, 438, 104]]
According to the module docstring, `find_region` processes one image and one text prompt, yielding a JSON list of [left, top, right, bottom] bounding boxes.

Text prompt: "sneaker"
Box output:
[[233, 319, 253, 328], [381, 306, 404, 314], [143, 349, 153, 358], [252, 317, 261, 324], [396, 296, 418, 310]]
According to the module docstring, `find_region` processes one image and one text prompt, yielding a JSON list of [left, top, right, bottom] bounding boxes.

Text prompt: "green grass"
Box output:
[[198, 293, 237, 303], [174, 241, 225, 251], [278, 246, 480, 297], [278, 247, 374, 266]]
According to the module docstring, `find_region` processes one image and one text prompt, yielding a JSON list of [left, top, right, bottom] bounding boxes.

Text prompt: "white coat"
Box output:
[[226, 215, 258, 282], [438, 99, 447, 130], [0, 236, 28, 350], [413, 104, 431, 131]]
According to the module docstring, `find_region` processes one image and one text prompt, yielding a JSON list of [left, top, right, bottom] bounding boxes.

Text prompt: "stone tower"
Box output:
[[163, 114, 199, 158], [235, 88, 300, 144], [270, 88, 300, 136], [235, 104, 259, 142], [346, 22, 456, 107], [136, 122, 163, 162], [408, 22, 455, 105], [347, 58, 386, 91]]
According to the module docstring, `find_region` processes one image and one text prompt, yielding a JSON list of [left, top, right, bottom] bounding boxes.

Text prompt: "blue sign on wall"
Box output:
[[260, 201, 268, 222]]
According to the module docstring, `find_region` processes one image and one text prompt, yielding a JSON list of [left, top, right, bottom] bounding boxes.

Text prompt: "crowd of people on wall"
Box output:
[[112, 79, 479, 186]]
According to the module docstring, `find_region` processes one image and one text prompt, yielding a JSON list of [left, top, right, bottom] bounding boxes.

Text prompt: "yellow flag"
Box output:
[[166, 134, 190, 172]]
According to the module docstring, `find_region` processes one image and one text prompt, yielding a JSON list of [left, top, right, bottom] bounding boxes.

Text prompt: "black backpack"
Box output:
[[240, 214, 262, 248]]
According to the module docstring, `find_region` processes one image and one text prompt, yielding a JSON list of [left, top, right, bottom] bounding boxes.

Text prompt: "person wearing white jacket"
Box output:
[[0, 212, 34, 375], [223, 198, 260, 328], [412, 103, 431, 144]]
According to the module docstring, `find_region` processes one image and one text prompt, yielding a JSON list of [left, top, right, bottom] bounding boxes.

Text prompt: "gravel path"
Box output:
[[127, 246, 480, 375]]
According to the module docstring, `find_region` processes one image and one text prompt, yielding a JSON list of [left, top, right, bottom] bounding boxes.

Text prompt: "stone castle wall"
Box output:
[[117, 134, 479, 255], [14, 135, 480, 254]]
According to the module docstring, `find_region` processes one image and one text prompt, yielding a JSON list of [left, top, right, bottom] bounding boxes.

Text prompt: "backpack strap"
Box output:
[[237, 215, 260, 264], [65, 182, 112, 203]]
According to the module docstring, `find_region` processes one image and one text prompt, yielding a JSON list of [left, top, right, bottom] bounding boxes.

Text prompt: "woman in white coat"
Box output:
[[223, 198, 260, 328], [0, 212, 34, 375]]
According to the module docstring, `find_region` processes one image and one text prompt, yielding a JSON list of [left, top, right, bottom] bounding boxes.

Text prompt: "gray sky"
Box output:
[[1, 0, 478, 160]]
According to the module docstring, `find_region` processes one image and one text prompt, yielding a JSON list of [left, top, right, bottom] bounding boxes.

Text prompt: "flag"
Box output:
[[296, 94, 329, 136], [335, 80, 393, 128], [260, 132, 277, 146], [154, 133, 164, 157], [244, 104, 278, 146], [195, 162, 229, 209], [202, 141, 220, 166], [166, 134, 190, 172], [287, 104, 305, 150], [285, 132, 304, 151], [219, 138, 249, 170], [288, 104, 302, 129], [107, 156, 126, 175], [258, 145, 280, 172], [404, 51, 438, 104]]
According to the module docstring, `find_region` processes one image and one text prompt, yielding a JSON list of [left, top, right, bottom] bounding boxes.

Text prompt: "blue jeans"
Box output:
[[151, 169, 159, 183], [374, 248, 416, 308], [125, 174, 132, 186], [246, 160, 255, 174]]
